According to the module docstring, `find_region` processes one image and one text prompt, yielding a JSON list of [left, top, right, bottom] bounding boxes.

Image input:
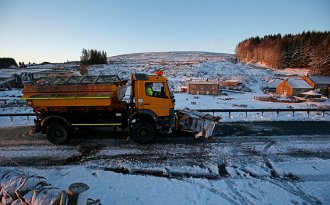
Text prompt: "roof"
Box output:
[[287, 79, 312, 89], [302, 90, 322, 96], [308, 76, 330, 85], [189, 80, 219, 85], [267, 79, 282, 88], [223, 80, 241, 83]]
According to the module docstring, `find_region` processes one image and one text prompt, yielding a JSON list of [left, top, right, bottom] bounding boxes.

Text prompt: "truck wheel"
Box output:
[[46, 122, 70, 145], [132, 122, 155, 144]]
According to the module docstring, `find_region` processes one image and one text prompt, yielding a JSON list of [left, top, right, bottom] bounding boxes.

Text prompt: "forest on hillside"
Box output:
[[235, 31, 330, 75]]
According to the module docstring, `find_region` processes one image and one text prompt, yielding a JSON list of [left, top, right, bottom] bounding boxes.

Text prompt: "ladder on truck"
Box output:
[[33, 74, 123, 85]]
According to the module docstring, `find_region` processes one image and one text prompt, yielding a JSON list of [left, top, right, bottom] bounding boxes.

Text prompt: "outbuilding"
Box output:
[[220, 80, 242, 87], [188, 80, 219, 95], [276, 78, 313, 97], [303, 75, 330, 97], [302, 90, 322, 98]]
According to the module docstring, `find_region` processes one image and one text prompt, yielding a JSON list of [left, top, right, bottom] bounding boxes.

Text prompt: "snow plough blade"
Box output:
[[176, 108, 221, 139]]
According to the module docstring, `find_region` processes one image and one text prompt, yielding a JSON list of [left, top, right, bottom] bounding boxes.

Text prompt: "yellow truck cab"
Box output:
[[129, 73, 176, 143]]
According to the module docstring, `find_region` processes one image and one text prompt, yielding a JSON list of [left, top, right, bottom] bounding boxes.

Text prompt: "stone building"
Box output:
[[188, 80, 219, 95]]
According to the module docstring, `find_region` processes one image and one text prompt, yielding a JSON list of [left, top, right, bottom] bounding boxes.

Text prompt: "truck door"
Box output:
[[140, 81, 170, 117]]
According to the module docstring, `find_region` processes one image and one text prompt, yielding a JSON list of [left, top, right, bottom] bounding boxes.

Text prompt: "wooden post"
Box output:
[[67, 183, 89, 205]]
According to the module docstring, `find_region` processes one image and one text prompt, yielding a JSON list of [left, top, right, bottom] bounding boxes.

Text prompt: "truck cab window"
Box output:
[[145, 82, 166, 98]]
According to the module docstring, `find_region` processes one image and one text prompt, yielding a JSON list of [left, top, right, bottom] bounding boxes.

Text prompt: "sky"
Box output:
[[0, 0, 329, 64]]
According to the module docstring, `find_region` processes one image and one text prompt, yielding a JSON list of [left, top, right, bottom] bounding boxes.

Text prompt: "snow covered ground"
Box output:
[[1, 52, 329, 126], [2, 163, 329, 205], [1, 132, 330, 204], [1, 52, 330, 204]]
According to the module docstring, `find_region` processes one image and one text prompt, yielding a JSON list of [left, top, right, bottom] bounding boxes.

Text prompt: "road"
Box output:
[[1, 121, 329, 168], [1, 121, 330, 204]]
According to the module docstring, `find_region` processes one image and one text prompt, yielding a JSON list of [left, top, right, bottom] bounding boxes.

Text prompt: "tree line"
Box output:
[[0, 58, 18, 68], [235, 31, 330, 75], [80, 48, 107, 65]]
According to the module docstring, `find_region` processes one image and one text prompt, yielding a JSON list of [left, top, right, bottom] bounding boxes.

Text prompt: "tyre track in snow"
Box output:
[[226, 134, 325, 204], [186, 180, 241, 205], [260, 141, 322, 204]]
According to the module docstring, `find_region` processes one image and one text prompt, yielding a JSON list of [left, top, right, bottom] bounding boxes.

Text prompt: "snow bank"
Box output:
[[3, 166, 327, 205], [0, 169, 64, 205]]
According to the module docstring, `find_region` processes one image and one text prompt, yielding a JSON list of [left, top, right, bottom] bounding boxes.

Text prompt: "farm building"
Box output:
[[220, 80, 242, 87], [276, 78, 313, 97], [180, 86, 188, 93], [303, 75, 330, 96], [188, 80, 219, 95]]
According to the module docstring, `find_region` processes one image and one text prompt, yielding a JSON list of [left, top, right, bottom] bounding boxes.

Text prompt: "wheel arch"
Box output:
[[129, 109, 158, 129], [41, 115, 70, 132]]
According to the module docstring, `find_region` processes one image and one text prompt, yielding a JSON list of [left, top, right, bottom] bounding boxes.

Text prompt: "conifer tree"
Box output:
[[80, 48, 107, 65]]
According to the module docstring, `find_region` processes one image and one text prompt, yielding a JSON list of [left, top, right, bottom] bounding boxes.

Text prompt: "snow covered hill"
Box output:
[[108, 51, 233, 63], [90, 51, 264, 91]]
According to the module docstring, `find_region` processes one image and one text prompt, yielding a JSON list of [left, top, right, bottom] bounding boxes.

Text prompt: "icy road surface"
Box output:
[[1, 122, 330, 204]]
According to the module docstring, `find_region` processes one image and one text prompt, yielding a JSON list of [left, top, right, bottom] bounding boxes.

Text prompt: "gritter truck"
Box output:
[[22, 72, 220, 145]]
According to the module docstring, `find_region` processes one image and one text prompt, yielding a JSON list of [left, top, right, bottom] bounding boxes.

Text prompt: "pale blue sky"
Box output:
[[0, 0, 329, 63]]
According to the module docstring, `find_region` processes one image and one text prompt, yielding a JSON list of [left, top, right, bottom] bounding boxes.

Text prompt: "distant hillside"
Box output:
[[108, 51, 233, 63], [236, 31, 330, 75]]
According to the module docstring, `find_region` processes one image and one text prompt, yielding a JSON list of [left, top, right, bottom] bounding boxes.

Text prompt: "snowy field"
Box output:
[[1, 52, 330, 204]]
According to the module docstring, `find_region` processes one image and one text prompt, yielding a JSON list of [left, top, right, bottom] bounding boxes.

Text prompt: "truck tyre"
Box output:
[[132, 122, 155, 144], [46, 122, 70, 145]]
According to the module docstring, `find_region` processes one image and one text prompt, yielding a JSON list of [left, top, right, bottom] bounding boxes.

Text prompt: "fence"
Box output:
[[190, 108, 330, 118], [0, 113, 36, 122], [1, 108, 330, 122]]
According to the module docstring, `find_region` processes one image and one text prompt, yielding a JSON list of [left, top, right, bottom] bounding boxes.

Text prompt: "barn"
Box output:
[[276, 78, 313, 97], [188, 80, 219, 95]]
